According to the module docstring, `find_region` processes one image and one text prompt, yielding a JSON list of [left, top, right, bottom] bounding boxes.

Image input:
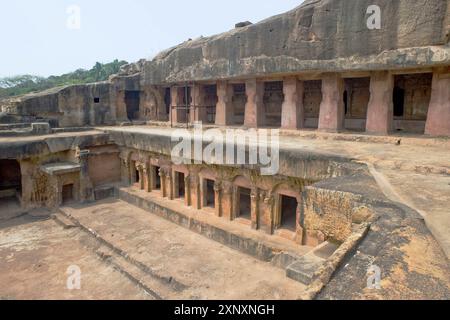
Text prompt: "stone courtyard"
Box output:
[[0, 0, 449, 300]]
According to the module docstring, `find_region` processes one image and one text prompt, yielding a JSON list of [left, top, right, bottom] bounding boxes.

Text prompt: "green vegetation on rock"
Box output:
[[0, 60, 128, 98]]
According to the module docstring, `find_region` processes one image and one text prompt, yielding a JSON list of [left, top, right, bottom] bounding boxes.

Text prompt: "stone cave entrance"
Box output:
[[0, 160, 22, 210], [174, 172, 185, 200], [62, 184, 74, 205], [278, 195, 298, 232], [125, 91, 141, 121], [237, 187, 251, 220], [392, 73, 432, 134], [203, 179, 215, 209], [153, 166, 161, 190], [263, 81, 284, 128], [343, 77, 370, 132]]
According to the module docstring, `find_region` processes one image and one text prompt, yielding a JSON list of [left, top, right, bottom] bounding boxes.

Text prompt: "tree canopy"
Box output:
[[0, 60, 128, 99]]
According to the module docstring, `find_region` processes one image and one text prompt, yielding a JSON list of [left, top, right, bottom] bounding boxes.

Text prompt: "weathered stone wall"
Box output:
[[87, 145, 121, 187], [1, 83, 113, 128]]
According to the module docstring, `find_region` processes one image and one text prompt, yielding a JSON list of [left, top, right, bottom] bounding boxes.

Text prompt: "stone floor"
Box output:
[[0, 215, 151, 300], [0, 199, 307, 300]]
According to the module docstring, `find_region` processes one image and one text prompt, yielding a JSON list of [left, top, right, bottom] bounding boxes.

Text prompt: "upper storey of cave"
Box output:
[[134, 0, 450, 85]]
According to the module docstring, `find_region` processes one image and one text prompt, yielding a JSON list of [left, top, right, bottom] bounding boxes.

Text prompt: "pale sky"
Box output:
[[0, 0, 303, 77]]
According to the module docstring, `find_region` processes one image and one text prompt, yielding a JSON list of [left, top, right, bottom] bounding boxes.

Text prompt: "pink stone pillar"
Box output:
[[366, 71, 394, 135], [191, 85, 208, 124], [425, 70, 450, 136], [281, 77, 305, 129], [215, 81, 234, 126], [318, 74, 345, 132], [221, 182, 234, 221], [170, 87, 187, 124], [244, 79, 265, 128]]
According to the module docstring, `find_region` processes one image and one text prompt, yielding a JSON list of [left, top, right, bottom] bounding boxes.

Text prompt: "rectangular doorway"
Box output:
[[62, 184, 74, 205], [175, 172, 185, 199], [204, 179, 215, 209], [279, 195, 297, 232], [237, 187, 251, 220], [125, 91, 140, 120], [153, 166, 161, 190]]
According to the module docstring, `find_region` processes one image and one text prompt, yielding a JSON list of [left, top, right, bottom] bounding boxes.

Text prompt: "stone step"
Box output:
[[94, 186, 116, 201], [286, 254, 326, 285], [58, 207, 188, 299], [51, 212, 78, 229]]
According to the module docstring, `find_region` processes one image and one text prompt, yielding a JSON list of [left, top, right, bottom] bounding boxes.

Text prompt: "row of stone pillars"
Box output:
[[168, 69, 450, 136], [121, 158, 322, 245]]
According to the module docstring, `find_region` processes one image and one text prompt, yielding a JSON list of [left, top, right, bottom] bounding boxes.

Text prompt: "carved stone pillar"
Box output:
[[184, 175, 191, 206], [318, 73, 345, 132], [250, 188, 260, 230], [189, 174, 201, 210], [191, 85, 208, 123], [295, 199, 304, 245], [425, 69, 450, 136], [366, 71, 394, 135], [281, 78, 305, 129], [214, 181, 222, 217], [221, 181, 234, 221], [160, 168, 167, 198], [77, 149, 94, 203], [244, 79, 265, 128], [143, 165, 151, 192], [171, 86, 188, 124], [215, 81, 234, 126], [260, 191, 275, 235]]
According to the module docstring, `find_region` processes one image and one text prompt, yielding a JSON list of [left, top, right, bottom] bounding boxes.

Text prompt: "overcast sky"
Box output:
[[0, 0, 303, 77]]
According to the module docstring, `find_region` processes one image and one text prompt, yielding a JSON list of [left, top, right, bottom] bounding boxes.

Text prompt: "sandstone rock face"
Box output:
[[0, 82, 113, 128], [141, 0, 450, 85]]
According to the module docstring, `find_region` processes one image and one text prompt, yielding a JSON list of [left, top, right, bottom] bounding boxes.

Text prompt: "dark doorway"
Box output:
[[62, 184, 74, 204], [135, 169, 140, 184], [153, 166, 161, 190], [232, 84, 246, 125], [343, 90, 348, 115], [237, 187, 251, 220], [125, 91, 141, 120], [164, 88, 171, 115], [205, 179, 215, 208], [263, 81, 283, 127], [279, 195, 297, 232], [393, 86, 405, 117], [0, 160, 21, 194], [175, 172, 185, 199]]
